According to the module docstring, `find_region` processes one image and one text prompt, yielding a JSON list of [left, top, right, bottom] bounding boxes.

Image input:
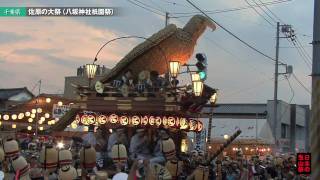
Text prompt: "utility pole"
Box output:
[[274, 22, 280, 147], [35, 80, 41, 138], [165, 12, 169, 27], [311, 0, 320, 177]]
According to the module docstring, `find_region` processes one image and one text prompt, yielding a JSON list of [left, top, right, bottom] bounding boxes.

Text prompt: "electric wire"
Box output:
[[132, 0, 165, 13], [185, 0, 285, 65], [249, 0, 277, 26], [243, 0, 274, 26], [127, 0, 165, 16], [292, 73, 311, 94], [170, 0, 292, 15], [257, 0, 285, 24], [278, 76, 295, 122]]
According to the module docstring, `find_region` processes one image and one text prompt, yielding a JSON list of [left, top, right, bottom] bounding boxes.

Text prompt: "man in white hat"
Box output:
[[129, 129, 150, 160]]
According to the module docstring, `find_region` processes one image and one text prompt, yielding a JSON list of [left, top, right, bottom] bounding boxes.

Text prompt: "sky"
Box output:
[[0, 0, 313, 105]]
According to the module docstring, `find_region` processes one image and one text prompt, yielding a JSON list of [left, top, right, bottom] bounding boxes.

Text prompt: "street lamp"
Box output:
[[192, 81, 204, 96], [169, 61, 180, 78], [86, 63, 98, 87]]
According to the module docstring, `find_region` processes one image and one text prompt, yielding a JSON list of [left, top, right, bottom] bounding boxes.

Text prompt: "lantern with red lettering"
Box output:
[[97, 115, 107, 125], [109, 114, 118, 124], [131, 115, 140, 126], [120, 116, 129, 125]]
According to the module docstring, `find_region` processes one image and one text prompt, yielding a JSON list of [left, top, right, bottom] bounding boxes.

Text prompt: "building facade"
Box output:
[[64, 65, 110, 99], [200, 100, 310, 153]]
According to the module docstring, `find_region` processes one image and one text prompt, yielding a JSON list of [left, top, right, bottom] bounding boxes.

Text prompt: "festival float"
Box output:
[[48, 14, 218, 156]]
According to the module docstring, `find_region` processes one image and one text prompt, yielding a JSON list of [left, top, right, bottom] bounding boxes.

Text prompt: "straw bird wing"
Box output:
[[101, 24, 178, 83]]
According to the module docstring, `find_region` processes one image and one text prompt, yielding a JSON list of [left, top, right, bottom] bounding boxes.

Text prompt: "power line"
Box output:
[[171, 0, 292, 15], [185, 0, 285, 65], [244, 0, 274, 26], [204, 36, 274, 76], [278, 76, 295, 122], [257, 0, 285, 24], [295, 37, 312, 61], [133, 0, 165, 13], [127, 0, 165, 16], [292, 73, 311, 94], [249, 0, 277, 25]]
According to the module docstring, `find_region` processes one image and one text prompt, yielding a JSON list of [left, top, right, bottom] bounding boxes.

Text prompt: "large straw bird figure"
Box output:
[[101, 15, 216, 83]]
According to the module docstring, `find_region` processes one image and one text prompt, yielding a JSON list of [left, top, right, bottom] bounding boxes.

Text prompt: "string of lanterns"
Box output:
[[0, 97, 65, 130]]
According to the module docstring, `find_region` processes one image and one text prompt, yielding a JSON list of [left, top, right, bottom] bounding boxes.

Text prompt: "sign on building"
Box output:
[[52, 104, 70, 118]]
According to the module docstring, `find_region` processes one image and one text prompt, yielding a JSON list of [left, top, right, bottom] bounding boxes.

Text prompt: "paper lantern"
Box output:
[[109, 114, 118, 123], [12, 156, 30, 177], [97, 115, 107, 124], [25, 112, 31, 117], [161, 138, 176, 160], [31, 109, 36, 114], [149, 116, 155, 126], [168, 117, 176, 127], [131, 116, 140, 126], [0, 121, 1, 126], [37, 108, 42, 113], [28, 118, 33, 123], [30, 114, 36, 118], [51, 120, 56, 125], [11, 114, 17, 120], [39, 126, 44, 131], [45, 113, 50, 118], [38, 120, 43, 125], [80, 145, 96, 170], [4, 139, 19, 158], [111, 144, 128, 164], [40, 145, 58, 173], [3, 114, 9, 121], [48, 121, 52, 125], [27, 126, 32, 131], [58, 149, 73, 166], [155, 116, 162, 126], [119, 116, 129, 125], [58, 101, 63, 106], [18, 113, 24, 119], [40, 117, 45, 121], [46, 98, 51, 103], [141, 116, 149, 126], [12, 124, 17, 129]]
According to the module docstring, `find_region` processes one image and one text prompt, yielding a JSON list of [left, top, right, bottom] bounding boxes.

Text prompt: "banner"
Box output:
[[52, 104, 70, 118]]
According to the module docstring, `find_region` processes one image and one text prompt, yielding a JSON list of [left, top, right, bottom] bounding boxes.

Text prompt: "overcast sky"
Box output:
[[0, 0, 313, 105]]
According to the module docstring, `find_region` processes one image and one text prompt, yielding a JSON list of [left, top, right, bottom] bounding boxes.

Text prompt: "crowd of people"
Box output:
[[0, 126, 311, 179]]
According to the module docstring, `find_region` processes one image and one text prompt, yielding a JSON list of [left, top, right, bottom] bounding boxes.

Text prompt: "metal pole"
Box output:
[[274, 22, 280, 149], [311, 0, 320, 177], [35, 80, 41, 138], [165, 12, 169, 27], [207, 107, 213, 144]]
